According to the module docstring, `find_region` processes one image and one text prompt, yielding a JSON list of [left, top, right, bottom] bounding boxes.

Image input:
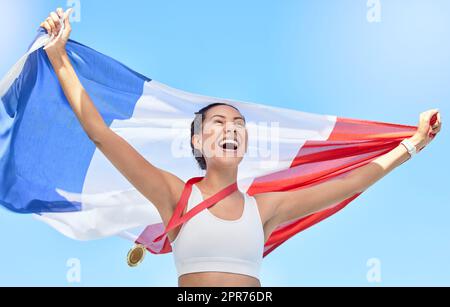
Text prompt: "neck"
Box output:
[[200, 165, 238, 194]]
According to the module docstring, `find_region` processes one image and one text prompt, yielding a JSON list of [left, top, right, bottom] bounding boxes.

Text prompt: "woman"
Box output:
[[40, 8, 442, 287]]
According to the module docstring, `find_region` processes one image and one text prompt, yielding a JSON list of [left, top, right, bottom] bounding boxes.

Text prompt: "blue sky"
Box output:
[[0, 0, 449, 286]]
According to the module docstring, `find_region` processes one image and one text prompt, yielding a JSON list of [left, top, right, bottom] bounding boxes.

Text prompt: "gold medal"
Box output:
[[127, 244, 146, 267]]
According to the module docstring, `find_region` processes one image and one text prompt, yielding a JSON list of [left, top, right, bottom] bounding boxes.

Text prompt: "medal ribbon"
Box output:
[[152, 177, 239, 243]]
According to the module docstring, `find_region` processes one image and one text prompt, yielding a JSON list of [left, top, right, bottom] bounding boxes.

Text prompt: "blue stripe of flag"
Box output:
[[0, 32, 151, 214]]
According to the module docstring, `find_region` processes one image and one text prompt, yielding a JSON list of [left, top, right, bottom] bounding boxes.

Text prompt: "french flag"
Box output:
[[0, 29, 417, 257]]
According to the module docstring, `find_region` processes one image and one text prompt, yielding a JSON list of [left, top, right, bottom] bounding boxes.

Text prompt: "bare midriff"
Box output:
[[178, 271, 261, 287]]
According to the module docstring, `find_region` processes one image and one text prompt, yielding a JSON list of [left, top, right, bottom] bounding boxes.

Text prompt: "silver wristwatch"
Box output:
[[400, 139, 417, 158]]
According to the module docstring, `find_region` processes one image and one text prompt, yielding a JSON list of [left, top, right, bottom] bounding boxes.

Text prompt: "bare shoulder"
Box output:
[[157, 168, 186, 211], [252, 192, 287, 244], [252, 192, 283, 226]]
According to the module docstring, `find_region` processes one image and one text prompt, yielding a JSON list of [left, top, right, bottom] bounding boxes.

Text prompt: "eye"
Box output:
[[214, 119, 224, 124]]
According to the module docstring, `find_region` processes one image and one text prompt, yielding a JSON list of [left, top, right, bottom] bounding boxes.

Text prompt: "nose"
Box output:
[[225, 122, 237, 134]]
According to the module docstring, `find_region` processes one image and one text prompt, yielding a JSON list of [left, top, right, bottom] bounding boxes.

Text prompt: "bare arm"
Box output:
[[259, 110, 442, 228], [41, 9, 184, 218]]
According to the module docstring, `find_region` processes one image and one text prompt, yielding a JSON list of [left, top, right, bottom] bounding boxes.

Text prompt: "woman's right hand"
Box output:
[[40, 8, 73, 54]]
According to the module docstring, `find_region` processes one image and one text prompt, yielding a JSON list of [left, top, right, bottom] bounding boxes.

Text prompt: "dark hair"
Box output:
[[190, 103, 243, 170]]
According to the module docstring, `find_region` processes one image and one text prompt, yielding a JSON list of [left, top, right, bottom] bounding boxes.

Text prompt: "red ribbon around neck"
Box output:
[[152, 176, 239, 243]]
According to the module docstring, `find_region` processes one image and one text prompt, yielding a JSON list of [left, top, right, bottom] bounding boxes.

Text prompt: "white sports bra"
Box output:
[[171, 183, 265, 279]]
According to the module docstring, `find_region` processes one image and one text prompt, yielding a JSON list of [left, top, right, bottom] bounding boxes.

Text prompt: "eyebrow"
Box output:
[[210, 114, 246, 122]]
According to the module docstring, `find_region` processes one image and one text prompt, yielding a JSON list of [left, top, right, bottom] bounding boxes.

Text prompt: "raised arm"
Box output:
[[258, 109, 442, 229], [40, 8, 184, 219]]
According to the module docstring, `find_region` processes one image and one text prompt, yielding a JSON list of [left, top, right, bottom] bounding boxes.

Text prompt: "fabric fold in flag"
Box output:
[[0, 29, 418, 257]]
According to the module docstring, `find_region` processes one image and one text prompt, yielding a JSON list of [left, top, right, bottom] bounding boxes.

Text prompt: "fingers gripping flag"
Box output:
[[0, 29, 417, 257]]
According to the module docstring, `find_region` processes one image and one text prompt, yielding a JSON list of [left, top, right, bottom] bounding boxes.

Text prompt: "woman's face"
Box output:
[[193, 105, 248, 170]]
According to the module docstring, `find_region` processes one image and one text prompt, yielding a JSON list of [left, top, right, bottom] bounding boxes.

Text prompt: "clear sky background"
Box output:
[[0, 0, 449, 286]]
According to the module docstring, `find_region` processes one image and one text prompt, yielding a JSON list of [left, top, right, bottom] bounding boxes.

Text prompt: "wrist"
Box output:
[[45, 46, 68, 60], [407, 134, 425, 153], [45, 47, 70, 69]]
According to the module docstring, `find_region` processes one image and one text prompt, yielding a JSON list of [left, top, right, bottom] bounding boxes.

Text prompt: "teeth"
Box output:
[[219, 139, 238, 146], [219, 139, 239, 150]]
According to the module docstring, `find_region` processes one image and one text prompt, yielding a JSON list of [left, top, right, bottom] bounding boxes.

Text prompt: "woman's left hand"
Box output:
[[409, 109, 442, 153]]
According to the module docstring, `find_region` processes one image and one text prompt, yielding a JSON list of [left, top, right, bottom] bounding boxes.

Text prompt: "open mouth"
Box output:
[[218, 138, 240, 152]]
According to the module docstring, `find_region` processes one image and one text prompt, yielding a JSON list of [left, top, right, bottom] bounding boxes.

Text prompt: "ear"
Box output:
[[192, 134, 202, 152], [244, 130, 249, 153]]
